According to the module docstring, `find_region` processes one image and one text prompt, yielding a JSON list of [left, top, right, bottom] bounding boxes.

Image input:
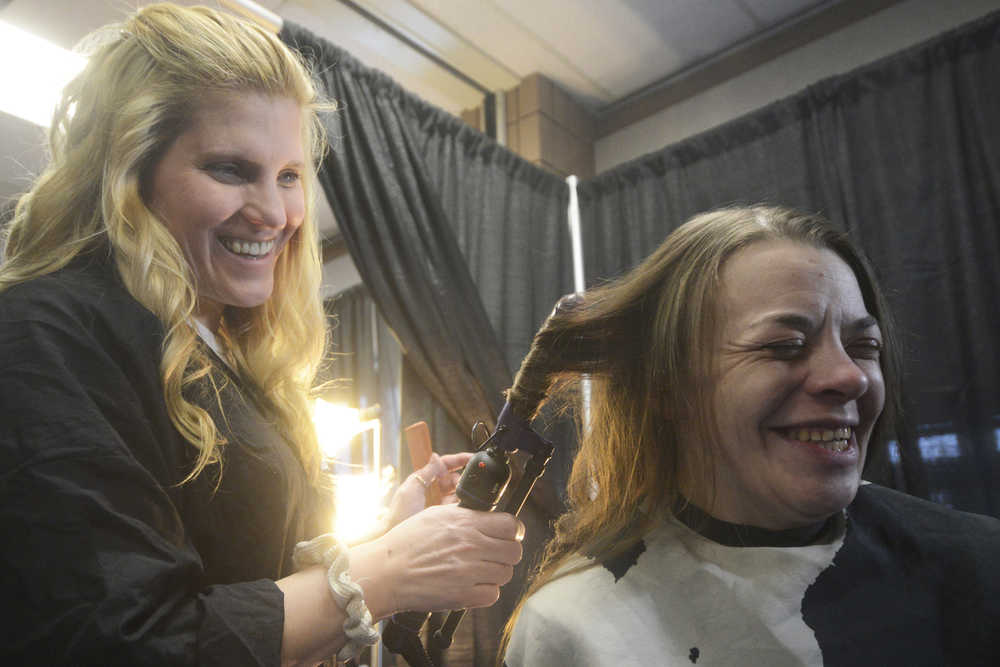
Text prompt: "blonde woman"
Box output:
[[0, 4, 521, 665], [502, 206, 1000, 665]]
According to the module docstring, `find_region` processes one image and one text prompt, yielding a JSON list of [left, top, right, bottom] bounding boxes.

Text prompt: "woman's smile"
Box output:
[[146, 91, 306, 330], [685, 239, 885, 529]]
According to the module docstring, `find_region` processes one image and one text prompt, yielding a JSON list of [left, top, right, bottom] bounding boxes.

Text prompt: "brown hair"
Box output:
[[500, 204, 901, 661]]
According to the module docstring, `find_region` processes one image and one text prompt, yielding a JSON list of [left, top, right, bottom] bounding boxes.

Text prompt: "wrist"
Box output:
[[291, 533, 381, 662], [348, 537, 398, 620]]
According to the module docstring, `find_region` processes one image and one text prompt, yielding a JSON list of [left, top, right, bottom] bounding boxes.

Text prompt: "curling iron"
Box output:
[[382, 294, 585, 666], [380, 402, 555, 666]]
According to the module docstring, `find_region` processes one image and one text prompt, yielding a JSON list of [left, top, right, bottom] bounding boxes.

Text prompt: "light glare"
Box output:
[[332, 467, 395, 544], [0, 20, 86, 127], [312, 398, 362, 459], [312, 398, 392, 542]]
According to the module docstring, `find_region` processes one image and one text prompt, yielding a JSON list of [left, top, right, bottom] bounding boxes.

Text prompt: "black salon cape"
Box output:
[[505, 484, 1000, 666], [0, 256, 330, 666]]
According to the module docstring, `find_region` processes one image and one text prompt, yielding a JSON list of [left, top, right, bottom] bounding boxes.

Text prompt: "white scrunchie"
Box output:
[[293, 533, 381, 661]]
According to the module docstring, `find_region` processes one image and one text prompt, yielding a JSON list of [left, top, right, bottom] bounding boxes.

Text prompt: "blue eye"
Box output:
[[278, 170, 301, 187]]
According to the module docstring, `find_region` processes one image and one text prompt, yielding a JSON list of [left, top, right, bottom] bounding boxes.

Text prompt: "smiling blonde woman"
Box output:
[[0, 4, 522, 665]]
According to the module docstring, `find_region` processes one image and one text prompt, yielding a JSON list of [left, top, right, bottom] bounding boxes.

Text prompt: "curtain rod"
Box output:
[[217, 0, 498, 138], [335, 0, 491, 96], [220, 0, 283, 34]]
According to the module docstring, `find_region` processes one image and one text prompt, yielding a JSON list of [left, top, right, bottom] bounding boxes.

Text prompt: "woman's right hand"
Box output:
[[348, 504, 524, 619]]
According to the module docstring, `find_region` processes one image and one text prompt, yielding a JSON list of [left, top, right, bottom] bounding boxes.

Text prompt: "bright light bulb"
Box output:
[[0, 20, 87, 127], [312, 398, 362, 460]]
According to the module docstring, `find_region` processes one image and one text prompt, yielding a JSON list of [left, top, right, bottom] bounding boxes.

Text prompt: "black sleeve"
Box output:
[[0, 279, 285, 666]]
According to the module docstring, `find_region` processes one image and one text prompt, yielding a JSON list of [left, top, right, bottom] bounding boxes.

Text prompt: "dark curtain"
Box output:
[[412, 123, 576, 512], [281, 23, 573, 666], [577, 10, 1000, 518], [419, 131, 571, 370], [282, 24, 512, 440], [319, 285, 375, 407], [280, 21, 575, 493]]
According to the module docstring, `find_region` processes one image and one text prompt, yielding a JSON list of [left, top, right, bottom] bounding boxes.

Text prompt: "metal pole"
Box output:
[[565, 175, 590, 431]]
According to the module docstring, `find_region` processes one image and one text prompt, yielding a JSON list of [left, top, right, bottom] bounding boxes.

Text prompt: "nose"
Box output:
[[243, 182, 288, 230], [804, 340, 870, 402]]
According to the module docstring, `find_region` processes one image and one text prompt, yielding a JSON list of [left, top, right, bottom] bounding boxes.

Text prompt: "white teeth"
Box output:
[[222, 238, 275, 257]]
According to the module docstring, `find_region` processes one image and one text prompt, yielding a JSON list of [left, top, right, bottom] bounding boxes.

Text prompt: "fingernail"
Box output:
[[515, 521, 526, 542]]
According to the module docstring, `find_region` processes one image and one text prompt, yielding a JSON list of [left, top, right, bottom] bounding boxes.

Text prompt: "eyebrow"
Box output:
[[750, 312, 880, 334], [200, 152, 306, 169], [844, 314, 881, 335], [748, 313, 815, 331]]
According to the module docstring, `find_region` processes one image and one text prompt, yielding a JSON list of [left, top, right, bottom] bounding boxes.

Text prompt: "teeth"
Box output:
[[788, 426, 853, 452], [222, 238, 275, 257]]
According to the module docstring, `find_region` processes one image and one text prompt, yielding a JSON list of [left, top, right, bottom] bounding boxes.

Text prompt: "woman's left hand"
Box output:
[[383, 452, 473, 530]]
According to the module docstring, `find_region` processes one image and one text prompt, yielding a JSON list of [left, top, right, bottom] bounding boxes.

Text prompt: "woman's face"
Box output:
[[146, 92, 306, 328], [697, 240, 885, 529]]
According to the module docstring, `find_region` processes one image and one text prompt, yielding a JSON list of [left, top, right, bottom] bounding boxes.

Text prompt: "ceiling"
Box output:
[[0, 0, 888, 234]]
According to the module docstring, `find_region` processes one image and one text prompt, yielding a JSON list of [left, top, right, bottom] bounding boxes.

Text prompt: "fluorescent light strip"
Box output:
[[0, 20, 87, 128]]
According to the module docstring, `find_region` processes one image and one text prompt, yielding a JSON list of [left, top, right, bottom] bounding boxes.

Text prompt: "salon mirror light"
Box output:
[[312, 398, 395, 544]]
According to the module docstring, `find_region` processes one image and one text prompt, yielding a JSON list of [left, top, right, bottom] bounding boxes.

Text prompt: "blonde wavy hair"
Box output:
[[500, 205, 901, 661], [0, 3, 331, 485]]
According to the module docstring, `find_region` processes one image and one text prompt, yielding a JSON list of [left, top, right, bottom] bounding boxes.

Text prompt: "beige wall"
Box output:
[[505, 73, 595, 179], [461, 73, 596, 179]]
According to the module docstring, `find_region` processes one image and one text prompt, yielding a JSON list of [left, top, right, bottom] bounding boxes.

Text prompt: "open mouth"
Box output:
[[220, 237, 276, 259], [779, 426, 853, 453]]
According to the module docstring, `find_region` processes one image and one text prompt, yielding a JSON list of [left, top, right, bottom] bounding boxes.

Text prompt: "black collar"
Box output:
[[674, 502, 837, 547]]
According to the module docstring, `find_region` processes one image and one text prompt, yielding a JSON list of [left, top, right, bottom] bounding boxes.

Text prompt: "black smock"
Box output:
[[0, 255, 331, 665]]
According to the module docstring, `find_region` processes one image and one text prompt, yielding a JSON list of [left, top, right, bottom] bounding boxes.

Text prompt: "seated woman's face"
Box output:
[[702, 239, 885, 530], [146, 91, 306, 326]]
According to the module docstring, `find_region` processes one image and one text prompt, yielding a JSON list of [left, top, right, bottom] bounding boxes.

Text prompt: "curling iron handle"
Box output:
[[455, 447, 511, 510]]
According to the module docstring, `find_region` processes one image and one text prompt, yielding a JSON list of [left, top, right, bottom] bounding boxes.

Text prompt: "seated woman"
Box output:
[[502, 205, 1000, 666], [0, 4, 522, 665]]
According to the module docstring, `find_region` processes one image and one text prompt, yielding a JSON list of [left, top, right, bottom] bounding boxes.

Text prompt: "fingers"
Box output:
[[472, 510, 525, 542], [418, 454, 444, 484], [409, 469, 434, 490], [410, 455, 445, 507], [466, 584, 502, 609], [479, 533, 523, 567], [438, 452, 473, 471], [417, 452, 471, 503], [381, 506, 526, 612]]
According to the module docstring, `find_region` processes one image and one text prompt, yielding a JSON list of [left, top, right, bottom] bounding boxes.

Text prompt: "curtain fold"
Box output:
[[578, 9, 1000, 517], [418, 127, 572, 369], [282, 23, 513, 438], [281, 21, 575, 484], [281, 23, 572, 665]]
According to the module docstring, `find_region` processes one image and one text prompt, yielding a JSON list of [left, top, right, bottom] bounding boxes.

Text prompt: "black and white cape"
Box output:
[[506, 484, 1000, 666]]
